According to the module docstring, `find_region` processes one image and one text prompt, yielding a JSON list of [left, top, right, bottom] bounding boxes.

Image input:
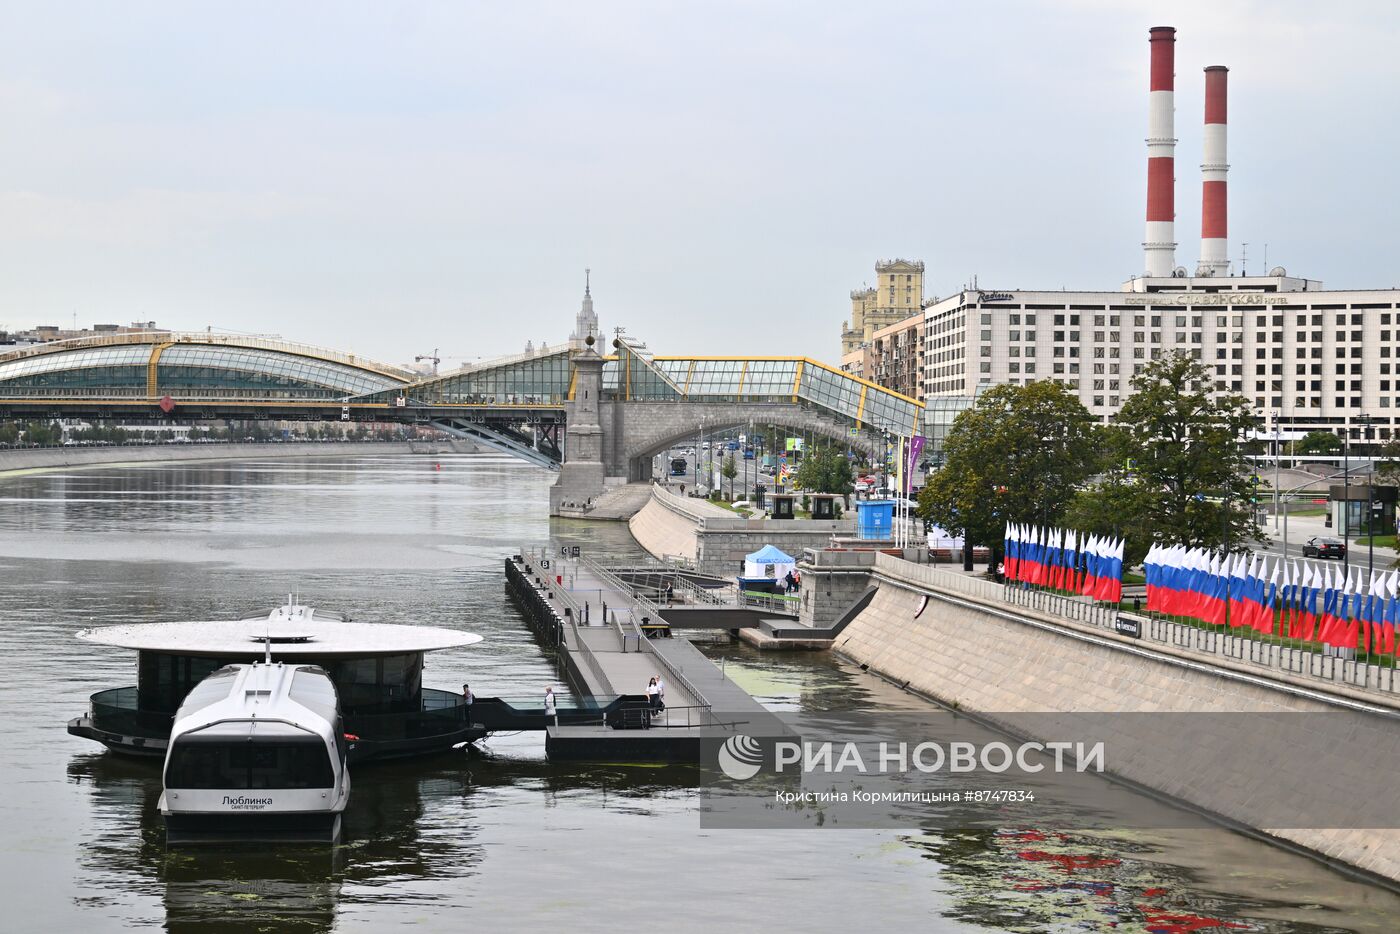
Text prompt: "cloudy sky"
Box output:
[[1, 1, 1397, 368]]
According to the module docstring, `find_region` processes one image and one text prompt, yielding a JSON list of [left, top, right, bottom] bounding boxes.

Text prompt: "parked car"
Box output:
[[1302, 536, 1347, 559]]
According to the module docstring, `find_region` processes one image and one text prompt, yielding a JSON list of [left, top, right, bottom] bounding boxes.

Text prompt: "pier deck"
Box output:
[[505, 550, 791, 761]]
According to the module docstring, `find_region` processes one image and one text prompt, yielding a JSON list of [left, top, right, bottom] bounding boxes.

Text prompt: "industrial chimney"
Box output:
[[1143, 26, 1177, 278], [1197, 65, 1230, 276]]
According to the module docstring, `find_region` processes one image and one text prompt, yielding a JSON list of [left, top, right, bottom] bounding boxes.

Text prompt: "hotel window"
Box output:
[[1054, 315, 1065, 325], [1093, 331, 1105, 342], [1094, 315, 1105, 326], [1176, 316, 1187, 327], [1068, 363, 1079, 373], [979, 362, 991, 373], [1009, 362, 1020, 373], [1025, 363, 1036, 373], [1026, 315, 1037, 325], [1009, 314, 1020, 325], [1053, 362, 1064, 373], [981, 314, 992, 325], [1110, 331, 1120, 341]]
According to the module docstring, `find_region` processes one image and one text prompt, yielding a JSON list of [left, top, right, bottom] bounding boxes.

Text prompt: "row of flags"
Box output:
[[1143, 545, 1398, 654], [1003, 524, 1126, 603]]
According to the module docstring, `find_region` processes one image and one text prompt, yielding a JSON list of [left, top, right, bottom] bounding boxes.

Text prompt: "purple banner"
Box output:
[[905, 436, 925, 491]]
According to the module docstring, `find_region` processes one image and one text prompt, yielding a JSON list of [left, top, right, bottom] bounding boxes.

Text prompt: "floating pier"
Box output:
[[505, 551, 791, 761]]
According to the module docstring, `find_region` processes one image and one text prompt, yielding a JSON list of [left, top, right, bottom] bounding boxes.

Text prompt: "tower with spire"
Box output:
[[570, 268, 600, 344]]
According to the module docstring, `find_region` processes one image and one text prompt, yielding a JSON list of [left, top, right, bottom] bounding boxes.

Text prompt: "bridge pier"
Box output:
[[550, 338, 610, 516]]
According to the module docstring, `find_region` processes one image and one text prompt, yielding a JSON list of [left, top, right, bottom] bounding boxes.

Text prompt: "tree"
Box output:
[[1087, 351, 1264, 553], [1294, 430, 1340, 456], [722, 453, 738, 499], [917, 381, 1100, 572], [793, 444, 854, 503], [1063, 425, 1156, 567]]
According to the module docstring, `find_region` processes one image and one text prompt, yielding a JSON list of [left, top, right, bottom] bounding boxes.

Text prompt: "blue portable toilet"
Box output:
[[856, 499, 894, 540]]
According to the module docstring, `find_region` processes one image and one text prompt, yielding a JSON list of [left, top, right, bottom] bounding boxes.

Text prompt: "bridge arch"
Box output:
[[615, 401, 885, 482]]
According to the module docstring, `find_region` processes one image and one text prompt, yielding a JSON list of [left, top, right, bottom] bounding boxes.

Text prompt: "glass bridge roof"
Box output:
[[362, 343, 923, 435]]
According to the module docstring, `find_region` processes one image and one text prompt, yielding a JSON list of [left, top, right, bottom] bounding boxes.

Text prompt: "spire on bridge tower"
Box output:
[[571, 268, 600, 344]]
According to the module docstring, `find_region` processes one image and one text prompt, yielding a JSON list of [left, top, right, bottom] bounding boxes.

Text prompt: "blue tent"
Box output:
[[745, 544, 794, 564]]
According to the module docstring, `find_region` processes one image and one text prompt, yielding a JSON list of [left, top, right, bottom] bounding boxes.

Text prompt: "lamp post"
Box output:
[[1343, 416, 1350, 573], [1272, 409, 1281, 532], [1361, 414, 1375, 575]]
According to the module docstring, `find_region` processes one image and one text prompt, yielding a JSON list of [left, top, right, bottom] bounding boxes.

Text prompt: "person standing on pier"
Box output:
[[655, 675, 666, 711], [462, 683, 474, 725], [544, 686, 557, 725], [646, 677, 660, 711], [664, 580, 674, 606]]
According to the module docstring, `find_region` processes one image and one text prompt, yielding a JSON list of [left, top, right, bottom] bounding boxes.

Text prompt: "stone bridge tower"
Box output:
[[549, 335, 606, 514]]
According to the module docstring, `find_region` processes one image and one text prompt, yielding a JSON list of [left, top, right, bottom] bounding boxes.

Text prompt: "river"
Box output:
[[0, 453, 1395, 932]]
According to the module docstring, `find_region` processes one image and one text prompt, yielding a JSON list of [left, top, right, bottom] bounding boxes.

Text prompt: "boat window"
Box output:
[[166, 737, 335, 789]]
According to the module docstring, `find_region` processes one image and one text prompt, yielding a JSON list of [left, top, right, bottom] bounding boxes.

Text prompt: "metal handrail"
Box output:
[[525, 548, 614, 694]]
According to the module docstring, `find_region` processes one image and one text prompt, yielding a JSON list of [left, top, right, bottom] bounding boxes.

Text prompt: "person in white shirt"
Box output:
[[654, 676, 666, 710], [544, 686, 557, 725], [646, 677, 660, 711]]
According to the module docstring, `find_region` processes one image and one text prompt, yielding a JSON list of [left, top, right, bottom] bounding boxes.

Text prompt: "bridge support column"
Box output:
[[550, 338, 609, 516]]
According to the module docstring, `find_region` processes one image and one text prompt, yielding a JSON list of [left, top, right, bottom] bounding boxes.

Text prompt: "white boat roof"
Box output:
[[78, 604, 483, 657], [171, 663, 339, 741]]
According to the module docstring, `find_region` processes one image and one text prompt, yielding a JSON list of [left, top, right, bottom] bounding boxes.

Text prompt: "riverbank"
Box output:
[[628, 484, 853, 574], [0, 439, 480, 477], [833, 552, 1400, 886]]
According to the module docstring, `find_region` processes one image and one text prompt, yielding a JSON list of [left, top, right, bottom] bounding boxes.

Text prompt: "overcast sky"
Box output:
[[2, 1, 1397, 368]]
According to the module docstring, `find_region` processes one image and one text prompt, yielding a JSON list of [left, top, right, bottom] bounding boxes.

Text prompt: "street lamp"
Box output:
[[1361, 414, 1375, 575], [1272, 409, 1281, 532], [1342, 417, 1351, 573]]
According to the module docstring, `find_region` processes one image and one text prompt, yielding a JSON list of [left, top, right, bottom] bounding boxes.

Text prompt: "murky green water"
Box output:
[[0, 454, 1395, 932]]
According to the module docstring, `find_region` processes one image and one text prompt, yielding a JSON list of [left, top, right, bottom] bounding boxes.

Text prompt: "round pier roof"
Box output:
[[76, 605, 483, 657]]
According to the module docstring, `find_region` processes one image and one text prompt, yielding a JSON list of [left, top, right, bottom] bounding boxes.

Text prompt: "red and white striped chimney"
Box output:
[[1143, 26, 1177, 278], [1198, 65, 1230, 276]]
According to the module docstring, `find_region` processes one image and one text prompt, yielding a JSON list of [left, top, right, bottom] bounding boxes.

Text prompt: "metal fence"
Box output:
[[871, 552, 1400, 700]]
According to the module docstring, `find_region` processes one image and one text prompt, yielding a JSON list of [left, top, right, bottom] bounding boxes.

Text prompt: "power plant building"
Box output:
[[915, 25, 1400, 443]]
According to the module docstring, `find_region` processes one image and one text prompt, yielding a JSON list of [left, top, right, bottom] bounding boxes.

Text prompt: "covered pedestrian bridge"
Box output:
[[0, 331, 943, 502]]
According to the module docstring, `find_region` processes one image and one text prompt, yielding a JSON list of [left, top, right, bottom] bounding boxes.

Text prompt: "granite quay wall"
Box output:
[[835, 553, 1400, 884], [628, 485, 858, 576], [0, 440, 478, 475]]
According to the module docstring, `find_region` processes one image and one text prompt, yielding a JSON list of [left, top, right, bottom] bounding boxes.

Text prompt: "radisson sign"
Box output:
[[1123, 293, 1288, 306]]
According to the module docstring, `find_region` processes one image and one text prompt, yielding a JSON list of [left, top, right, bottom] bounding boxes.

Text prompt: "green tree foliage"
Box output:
[[917, 381, 1100, 567], [721, 453, 738, 498], [1082, 351, 1264, 553], [1063, 425, 1155, 566], [1294, 430, 1341, 456], [793, 445, 854, 499]]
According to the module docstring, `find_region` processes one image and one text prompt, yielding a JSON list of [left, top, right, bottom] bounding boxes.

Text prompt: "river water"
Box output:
[[0, 453, 1395, 933]]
